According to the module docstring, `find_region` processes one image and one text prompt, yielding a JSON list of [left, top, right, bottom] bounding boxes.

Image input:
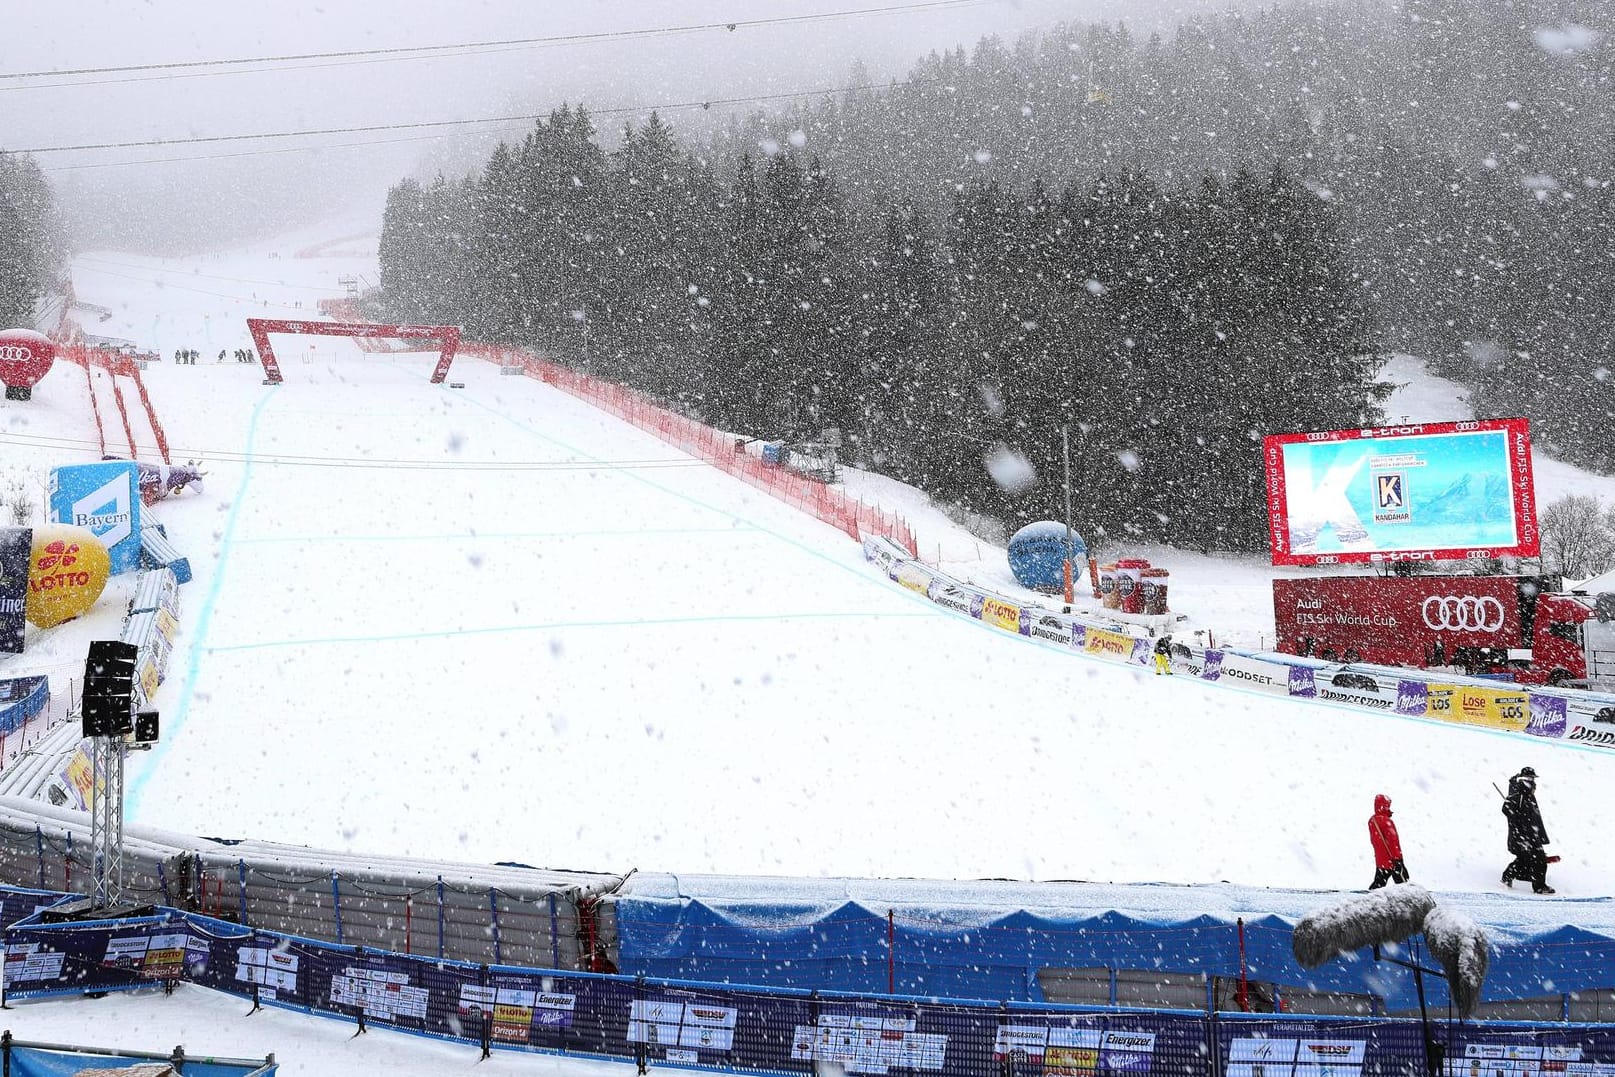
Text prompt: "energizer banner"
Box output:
[[49, 462, 142, 574], [1264, 418, 1538, 566], [0, 528, 28, 653]]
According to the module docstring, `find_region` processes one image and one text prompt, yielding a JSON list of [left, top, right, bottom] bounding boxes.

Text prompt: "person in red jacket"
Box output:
[[1368, 794, 1410, 889]]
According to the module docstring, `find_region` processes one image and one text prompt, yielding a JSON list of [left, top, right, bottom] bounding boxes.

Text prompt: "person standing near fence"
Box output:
[[1367, 794, 1409, 889]]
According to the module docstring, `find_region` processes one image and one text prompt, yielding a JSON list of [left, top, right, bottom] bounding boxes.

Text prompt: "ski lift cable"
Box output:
[[0, 0, 991, 83]]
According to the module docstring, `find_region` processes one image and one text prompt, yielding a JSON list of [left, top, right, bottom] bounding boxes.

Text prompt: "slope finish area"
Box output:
[[3, 240, 1608, 899]]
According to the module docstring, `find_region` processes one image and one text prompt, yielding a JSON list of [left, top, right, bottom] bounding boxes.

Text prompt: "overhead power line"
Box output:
[[18, 80, 909, 157], [0, 428, 703, 473], [0, 0, 989, 84]]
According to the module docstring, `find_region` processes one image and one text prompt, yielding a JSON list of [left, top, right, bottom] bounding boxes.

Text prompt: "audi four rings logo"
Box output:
[[0, 345, 38, 362], [1422, 595, 1506, 632]]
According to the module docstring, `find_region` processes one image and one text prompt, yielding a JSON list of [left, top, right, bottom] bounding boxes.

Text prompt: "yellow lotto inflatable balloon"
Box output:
[[25, 525, 111, 629]]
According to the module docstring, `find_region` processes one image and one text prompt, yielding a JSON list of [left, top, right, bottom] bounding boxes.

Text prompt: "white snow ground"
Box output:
[[2, 227, 1613, 1073]]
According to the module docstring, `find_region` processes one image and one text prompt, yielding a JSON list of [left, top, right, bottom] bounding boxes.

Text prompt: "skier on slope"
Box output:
[[1502, 767, 1555, 894], [1153, 634, 1174, 676], [1367, 794, 1409, 889]]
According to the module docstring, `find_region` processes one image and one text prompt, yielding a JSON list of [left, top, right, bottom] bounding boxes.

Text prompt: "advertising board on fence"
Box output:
[[0, 528, 28, 654], [49, 462, 142, 574], [1264, 418, 1537, 566], [1174, 650, 1292, 695]]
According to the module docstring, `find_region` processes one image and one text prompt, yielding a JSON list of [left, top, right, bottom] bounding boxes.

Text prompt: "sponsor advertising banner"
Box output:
[[1288, 665, 1318, 698], [1451, 684, 1530, 731], [791, 1011, 948, 1073], [980, 596, 1021, 633], [1565, 723, 1615, 751], [1176, 650, 1292, 695], [892, 561, 933, 596], [927, 577, 985, 618], [0, 528, 28, 653], [49, 462, 142, 574], [629, 998, 739, 1053], [1084, 627, 1137, 662], [331, 964, 430, 1021], [1264, 418, 1537, 566], [1526, 694, 1568, 739], [861, 536, 905, 578], [1022, 609, 1080, 649]]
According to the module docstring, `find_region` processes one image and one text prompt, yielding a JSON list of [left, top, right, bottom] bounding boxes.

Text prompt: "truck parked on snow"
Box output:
[[1272, 575, 1615, 688]]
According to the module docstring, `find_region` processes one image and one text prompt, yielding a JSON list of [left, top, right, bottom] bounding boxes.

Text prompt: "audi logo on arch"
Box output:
[[1421, 595, 1506, 632]]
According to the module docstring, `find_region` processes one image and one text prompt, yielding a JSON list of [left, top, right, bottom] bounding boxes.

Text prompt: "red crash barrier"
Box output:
[[55, 341, 172, 464], [461, 343, 919, 558]]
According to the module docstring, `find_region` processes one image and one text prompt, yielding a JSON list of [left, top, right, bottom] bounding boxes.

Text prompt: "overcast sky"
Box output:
[[8, 0, 1219, 249]]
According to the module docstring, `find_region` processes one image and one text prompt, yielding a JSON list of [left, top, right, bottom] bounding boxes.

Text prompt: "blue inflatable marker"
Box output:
[[1008, 520, 1085, 591]]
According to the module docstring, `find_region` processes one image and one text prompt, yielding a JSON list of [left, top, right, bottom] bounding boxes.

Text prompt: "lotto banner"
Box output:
[[1083, 627, 1138, 663], [49, 462, 142, 574], [1264, 418, 1537, 566], [979, 597, 1021, 633], [0, 528, 27, 653]]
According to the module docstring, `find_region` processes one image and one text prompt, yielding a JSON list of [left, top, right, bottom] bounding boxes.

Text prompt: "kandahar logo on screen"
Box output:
[[1372, 471, 1410, 524]]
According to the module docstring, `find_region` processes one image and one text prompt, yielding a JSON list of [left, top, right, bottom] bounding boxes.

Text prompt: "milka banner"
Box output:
[[0, 528, 27, 653]]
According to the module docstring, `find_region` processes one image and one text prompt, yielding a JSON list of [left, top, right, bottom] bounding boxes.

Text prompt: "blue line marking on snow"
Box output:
[[126, 385, 278, 815]]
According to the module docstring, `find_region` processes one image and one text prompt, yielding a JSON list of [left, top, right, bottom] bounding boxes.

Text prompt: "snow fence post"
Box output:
[[547, 892, 560, 969], [634, 974, 648, 1075], [353, 945, 366, 1036], [436, 876, 445, 960], [331, 872, 344, 946], [33, 825, 43, 889], [479, 964, 492, 1060], [156, 860, 169, 906], [488, 888, 502, 965], [237, 859, 248, 925]]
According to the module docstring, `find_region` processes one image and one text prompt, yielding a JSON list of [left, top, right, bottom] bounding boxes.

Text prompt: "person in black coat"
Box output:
[[1501, 767, 1554, 894]]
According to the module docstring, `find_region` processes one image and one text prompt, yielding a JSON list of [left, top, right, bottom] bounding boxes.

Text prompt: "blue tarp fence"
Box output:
[[613, 898, 1615, 1013], [0, 676, 49, 737], [4, 888, 1614, 1074]]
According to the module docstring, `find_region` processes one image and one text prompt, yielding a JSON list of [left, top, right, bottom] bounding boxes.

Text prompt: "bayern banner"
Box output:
[[49, 462, 142, 574], [1264, 418, 1538, 566]]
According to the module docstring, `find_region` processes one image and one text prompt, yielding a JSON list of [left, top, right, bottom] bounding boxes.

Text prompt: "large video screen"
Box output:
[[1264, 418, 1538, 566]]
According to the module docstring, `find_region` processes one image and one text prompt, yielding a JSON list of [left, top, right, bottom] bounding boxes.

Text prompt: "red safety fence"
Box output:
[[463, 343, 919, 558], [53, 341, 172, 464]]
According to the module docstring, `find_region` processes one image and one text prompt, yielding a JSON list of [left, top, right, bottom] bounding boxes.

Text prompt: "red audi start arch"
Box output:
[[246, 319, 462, 384]]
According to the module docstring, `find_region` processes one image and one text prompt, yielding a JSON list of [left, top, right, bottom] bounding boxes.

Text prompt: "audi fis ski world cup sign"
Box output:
[[1263, 418, 1538, 566]]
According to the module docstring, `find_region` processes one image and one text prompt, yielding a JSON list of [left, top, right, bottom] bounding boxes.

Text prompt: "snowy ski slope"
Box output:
[[0, 228, 1610, 900]]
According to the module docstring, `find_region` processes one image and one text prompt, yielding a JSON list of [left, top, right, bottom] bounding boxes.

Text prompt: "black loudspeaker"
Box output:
[[82, 640, 138, 738], [133, 710, 159, 744]]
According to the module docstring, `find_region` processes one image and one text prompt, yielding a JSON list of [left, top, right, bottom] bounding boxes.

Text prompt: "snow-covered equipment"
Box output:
[[1423, 904, 1490, 1019], [1292, 884, 1435, 970]]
